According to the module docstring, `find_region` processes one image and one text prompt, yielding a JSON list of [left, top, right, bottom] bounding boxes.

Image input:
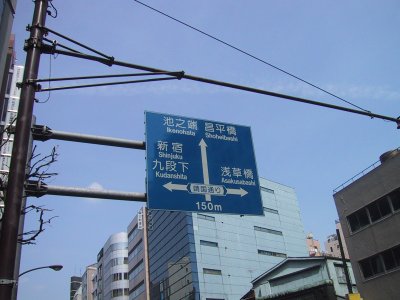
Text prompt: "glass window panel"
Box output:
[[203, 268, 222, 275], [358, 209, 370, 228], [393, 245, 400, 267], [382, 249, 396, 271], [263, 207, 279, 214], [200, 240, 218, 247], [378, 197, 391, 218], [389, 188, 400, 211], [261, 187, 274, 194], [197, 214, 215, 221], [258, 249, 287, 258], [359, 259, 373, 279], [347, 214, 360, 232], [367, 201, 381, 223], [370, 255, 384, 275]]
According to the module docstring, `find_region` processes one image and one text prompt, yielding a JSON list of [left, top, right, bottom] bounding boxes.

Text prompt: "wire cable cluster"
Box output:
[[132, 0, 371, 113]]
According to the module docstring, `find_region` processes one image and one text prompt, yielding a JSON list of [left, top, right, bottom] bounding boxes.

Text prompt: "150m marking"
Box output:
[[196, 201, 222, 212]]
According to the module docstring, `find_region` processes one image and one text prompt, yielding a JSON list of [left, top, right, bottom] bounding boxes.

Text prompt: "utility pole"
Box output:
[[0, 1, 48, 299]]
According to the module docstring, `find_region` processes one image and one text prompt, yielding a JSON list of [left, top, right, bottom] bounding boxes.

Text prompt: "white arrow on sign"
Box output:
[[226, 187, 248, 197], [199, 139, 211, 201], [163, 182, 188, 192]]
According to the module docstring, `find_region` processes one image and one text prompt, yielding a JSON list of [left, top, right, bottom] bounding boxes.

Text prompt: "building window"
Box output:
[[367, 196, 391, 223], [128, 224, 139, 243], [129, 260, 144, 281], [112, 288, 124, 298], [261, 187, 274, 194], [130, 281, 145, 299], [257, 249, 287, 258], [348, 187, 400, 233], [359, 244, 400, 280], [200, 240, 218, 247], [112, 273, 123, 281], [203, 268, 222, 275], [111, 257, 127, 267], [359, 254, 384, 279], [254, 226, 283, 236], [263, 207, 279, 214], [347, 208, 370, 232], [197, 214, 215, 221], [388, 188, 400, 211], [334, 264, 347, 284], [129, 239, 143, 257]]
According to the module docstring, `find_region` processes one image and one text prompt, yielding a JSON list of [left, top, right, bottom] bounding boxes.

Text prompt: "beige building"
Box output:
[[334, 149, 400, 300], [305, 233, 322, 257], [81, 264, 96, 300]]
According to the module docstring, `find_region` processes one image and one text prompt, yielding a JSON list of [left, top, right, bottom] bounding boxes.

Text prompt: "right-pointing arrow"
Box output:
[[226, 187, 248, 197]]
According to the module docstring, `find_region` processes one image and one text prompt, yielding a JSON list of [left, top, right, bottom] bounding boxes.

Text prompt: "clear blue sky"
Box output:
[[11, 1, 400, 299]]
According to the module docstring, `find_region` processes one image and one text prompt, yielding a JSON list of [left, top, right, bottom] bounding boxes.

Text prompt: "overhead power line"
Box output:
[[133, 0, 371, 113], [38, 44, 399, 126]]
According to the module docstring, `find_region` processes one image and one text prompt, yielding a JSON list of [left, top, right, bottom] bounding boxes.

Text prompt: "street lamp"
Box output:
[[10, 265, 63, 300], [18, 264, 63, 278]]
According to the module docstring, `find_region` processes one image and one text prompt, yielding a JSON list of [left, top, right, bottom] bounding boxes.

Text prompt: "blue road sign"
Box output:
[[145, 112, 263, 215]]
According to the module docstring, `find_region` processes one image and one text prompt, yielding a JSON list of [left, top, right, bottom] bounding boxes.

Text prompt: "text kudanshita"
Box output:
[[156, 171, 188, 180]]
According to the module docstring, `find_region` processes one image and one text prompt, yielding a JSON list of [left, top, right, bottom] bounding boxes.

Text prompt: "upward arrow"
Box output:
[[199, 139, 211, 201]]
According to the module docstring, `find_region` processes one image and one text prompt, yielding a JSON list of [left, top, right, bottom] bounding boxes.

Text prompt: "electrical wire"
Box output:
[[35, 54, 53, 103], [133, 0, 371, 113], [47, 0, 58, 18]]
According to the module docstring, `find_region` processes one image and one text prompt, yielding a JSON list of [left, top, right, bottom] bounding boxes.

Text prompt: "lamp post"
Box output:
[[9, 264, 63, 300], [18, 264, 63, 278]]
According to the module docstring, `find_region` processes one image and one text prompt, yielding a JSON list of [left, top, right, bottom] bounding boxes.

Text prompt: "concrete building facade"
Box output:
[[0, 0, 16, 84], [146, 177, 308, 299], [334, 149, 400, 300], [95, 232, 129, 300], [81, 264, 97, 300], [127, 207, 150, 300]]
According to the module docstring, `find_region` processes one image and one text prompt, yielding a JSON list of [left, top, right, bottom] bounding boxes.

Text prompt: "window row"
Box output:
[[112, 272, 128, 282], [197, 214, 215, 221], [129, 259, 144, 281], [129, 239, 143, 257], [347, 187, 400, 233], [130, 281, 145, 299], [111, 288, 129, 298], [263, 207, 279, 214], [128, 224, 140, 243], [254, 226, 283, 236], [105, 242, 128, 257], [258, 249, 287, 258], [111, 257, 128, 267], [261, 187, 275, 194], [359, 244, 400, 280], [203, 268, 222, 275], [200, 240, 218, 247]]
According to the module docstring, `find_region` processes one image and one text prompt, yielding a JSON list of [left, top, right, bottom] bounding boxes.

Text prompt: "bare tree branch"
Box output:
[[27, 145, 59, 181], [18, 204, 59, 245]]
